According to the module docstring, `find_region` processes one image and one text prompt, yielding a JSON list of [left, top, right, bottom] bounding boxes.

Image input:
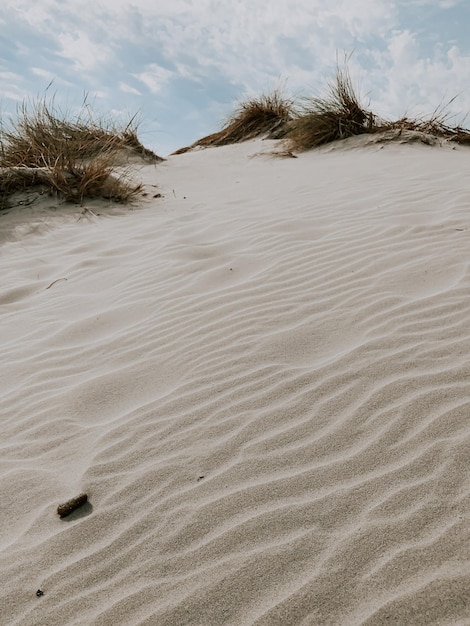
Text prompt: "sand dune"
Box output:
[[0, 138, 469, 625]]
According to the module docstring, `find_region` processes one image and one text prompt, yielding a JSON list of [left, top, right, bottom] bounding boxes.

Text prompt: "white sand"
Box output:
[[0, 137, 469, 625]]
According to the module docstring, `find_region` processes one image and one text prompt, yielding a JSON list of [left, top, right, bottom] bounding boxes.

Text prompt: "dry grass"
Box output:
[[0, 161, 142, 209], [174, 61, 470, 156], [372, 108, 470, 145], [0, 98, 159, 209], [285, 67, 470, 151], [173, 90, 294, 153], [285, 66, 372, 151], [1, 99, 161, 167]]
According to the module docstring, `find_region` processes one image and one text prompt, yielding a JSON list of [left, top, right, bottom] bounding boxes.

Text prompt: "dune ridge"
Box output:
[[0, 138, 469, 625]]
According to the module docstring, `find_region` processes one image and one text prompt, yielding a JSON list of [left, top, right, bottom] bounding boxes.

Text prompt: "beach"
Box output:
[[0, 136, 469, 625]]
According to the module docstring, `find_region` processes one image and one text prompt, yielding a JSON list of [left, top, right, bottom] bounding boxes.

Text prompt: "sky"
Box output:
[[1, 0, 469, 156]]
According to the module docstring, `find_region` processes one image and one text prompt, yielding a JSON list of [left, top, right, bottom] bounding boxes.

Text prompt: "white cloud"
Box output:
[[56, 31, 112, 72], [0, 0, 469, 155], [0, 89, 23, 102], [404, 0, 460, 6], [133, 65, 175, 94], [143, 0, 398, 88], [364, 29, 470, 122], [31, 67, 55, 80], [119, 82, 142, 96], [1, 0, 399, 89], [0, 70, 25, 102], [0, 70, 23, 82]]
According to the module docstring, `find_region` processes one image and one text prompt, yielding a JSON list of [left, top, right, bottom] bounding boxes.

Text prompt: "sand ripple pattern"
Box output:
[[1, 141, 469, 625]]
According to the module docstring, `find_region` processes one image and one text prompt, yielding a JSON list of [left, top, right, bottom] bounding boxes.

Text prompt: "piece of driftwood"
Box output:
[[57, 493, 88, 518]]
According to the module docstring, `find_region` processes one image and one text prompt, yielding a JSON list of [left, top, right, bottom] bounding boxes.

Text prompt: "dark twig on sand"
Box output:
[[57, 493, 88, 518]]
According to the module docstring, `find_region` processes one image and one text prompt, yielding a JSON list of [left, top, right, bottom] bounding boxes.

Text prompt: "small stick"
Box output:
[[57, 494, 88, 518], [83, 207, 98, 217], [46, 278, 68, 290]]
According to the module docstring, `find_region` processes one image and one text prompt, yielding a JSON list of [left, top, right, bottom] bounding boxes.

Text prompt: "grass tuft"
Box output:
[[371, 100, 470, 144], [286, 65, 372, 151], [173, 90, 294, 153], [174, 59, 470, 156], [0, 97, 158, 209], [285, 68, 470, 151]]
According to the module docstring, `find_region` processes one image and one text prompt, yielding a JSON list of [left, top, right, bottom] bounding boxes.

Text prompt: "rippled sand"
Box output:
[[1, 138, 469, 625]]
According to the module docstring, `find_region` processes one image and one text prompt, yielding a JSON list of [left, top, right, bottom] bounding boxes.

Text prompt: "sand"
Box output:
[[0, 137, 469, 625]]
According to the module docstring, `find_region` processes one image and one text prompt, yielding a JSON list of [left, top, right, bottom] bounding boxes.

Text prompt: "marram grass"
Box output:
[[173, 90, 295, 153], [0, 98, 160, 209], [174, 64, 470, 154]]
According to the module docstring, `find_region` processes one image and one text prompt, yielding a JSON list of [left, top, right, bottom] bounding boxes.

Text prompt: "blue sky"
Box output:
[[1, 0, 469, 156]]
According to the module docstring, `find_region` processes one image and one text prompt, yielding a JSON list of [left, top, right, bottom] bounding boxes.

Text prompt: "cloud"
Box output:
[[363, 29, 470, 122], [1, 0, 398, 90], [405, 0, 461, 7], [119, 82, 142, 96], [0, 70, 24, 82], [56, 31, 112, 73], [0, 69, 26, 102], [141, 0, 398, 89], [133, 65, 175, 94], [0, 0, 469, 155], [31, 67, 56, 80], [0, 89, 23, 102]]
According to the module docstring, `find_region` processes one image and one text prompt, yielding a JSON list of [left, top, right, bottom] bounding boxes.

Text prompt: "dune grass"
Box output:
[[285, 66, 373, 151], [174, 62, 470, 154], [2, 67, 469, 210], [0, 156, 140, 206], [285, 69, 470, 151], [173, 90, 295, 154], [370, 108, 470, 145], [0, 98, 161, 209]]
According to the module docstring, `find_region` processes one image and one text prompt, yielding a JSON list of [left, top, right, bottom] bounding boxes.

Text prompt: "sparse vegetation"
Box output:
[[285, 68, 470, 151], [0, 156, 141, 206], [286, 66, 372, 151], [173, 90, 295, 153], [368, 108, 470, 145], [2, 63, 470, 211], [174, 62, 470, 154], [0, 98, 161, 209]]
